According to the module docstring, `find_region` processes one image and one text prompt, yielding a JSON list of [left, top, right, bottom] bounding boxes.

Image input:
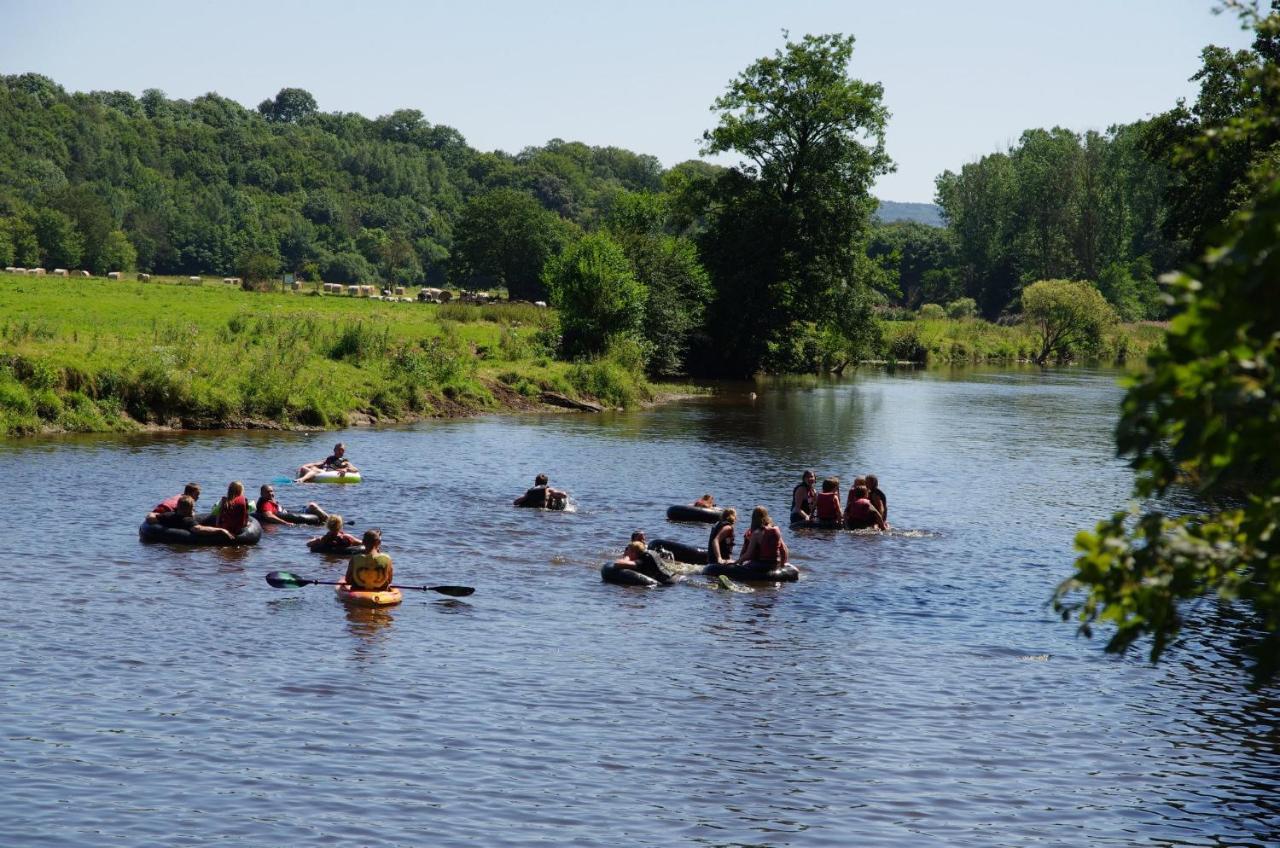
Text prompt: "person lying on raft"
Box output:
[[296, 442, 359, 483], [844, 485, 887, 531], [307, 515, 362, 552], [738, 506, 789, 567], [613, 540, 676, 584], [254, 484, 329, 527], [692, 494, 717, 509], [215, 481, 250, 534], [145, 495, 235, 542], [342, 529, 393, 591], [812, 477, 844, 525], [790, 470, 817, 524], [513, 474, 568, 509], [152, 482, 202, 515], [707, 507, 737, 564]]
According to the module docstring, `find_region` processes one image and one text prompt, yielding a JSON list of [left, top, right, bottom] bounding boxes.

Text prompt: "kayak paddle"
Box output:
[[265, 570, 474, 597]]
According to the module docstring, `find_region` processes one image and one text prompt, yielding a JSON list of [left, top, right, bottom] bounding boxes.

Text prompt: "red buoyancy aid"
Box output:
[[751, 526, 782, 563], [217, 495, 249, 532], [154, 495, 181, 514], [846, 498, 876, 526], [815, 491, 842, 521]]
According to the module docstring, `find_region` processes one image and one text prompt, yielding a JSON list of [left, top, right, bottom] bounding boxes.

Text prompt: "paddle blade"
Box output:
[[271, 476, 296, 486], [265, 571, 312, 589], [424, 585, 475, 597]]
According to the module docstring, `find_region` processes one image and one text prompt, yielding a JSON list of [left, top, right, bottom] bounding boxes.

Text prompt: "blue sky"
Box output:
[[0, 0, 1255, 201]]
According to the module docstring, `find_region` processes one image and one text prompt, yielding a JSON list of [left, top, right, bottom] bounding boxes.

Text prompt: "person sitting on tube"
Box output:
[[215, 481, 250, 534], [814, 477, 844, 525], [297, 442, 359, 483], [255, 484, 328, 527], [307, 515, 362, 551], [152, 482, 201, 515], [738, 506, 789, 567], [707, 508, 737, 565], [692, 493, 716, 509]]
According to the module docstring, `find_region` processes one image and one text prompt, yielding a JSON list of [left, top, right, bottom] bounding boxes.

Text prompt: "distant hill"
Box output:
[[875, 200, 944, 227]]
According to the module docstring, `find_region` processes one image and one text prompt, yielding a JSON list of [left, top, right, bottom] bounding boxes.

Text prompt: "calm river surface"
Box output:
[[2, 366, 1277, 847]]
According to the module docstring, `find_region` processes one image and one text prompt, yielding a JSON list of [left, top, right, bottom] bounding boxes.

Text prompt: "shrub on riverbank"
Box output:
[[0, 274, 601, 435], [878, 317, 1163, 364]]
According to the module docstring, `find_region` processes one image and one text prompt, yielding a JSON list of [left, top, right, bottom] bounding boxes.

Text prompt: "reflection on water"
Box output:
[[0, 366, 1276, 847]]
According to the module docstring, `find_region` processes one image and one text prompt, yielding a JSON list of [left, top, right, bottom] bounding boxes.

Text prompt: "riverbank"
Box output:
[[0, 273, 679, 436], [879, 316, 1164, 364]]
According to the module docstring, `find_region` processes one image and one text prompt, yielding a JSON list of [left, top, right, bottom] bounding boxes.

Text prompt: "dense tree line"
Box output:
[[0, 73, 662, 286]]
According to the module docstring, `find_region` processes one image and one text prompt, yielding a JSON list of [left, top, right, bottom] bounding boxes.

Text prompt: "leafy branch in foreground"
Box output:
[[1054, 2, 1280, 685]]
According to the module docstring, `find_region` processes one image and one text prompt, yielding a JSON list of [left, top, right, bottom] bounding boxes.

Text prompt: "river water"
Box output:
[[2, 366, 1277, 847]]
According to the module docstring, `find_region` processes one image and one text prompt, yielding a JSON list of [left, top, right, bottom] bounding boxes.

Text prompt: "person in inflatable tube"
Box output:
[[216, 481, 250, 534], [707, 507, 737, 564], [738, 506, 790, 567], [255, 484, 329, 526], [612, 540, 676, 585], [307, 514, 363, 552], [296, 442, 360, 483], [344, 529, 393, 591], [790, 470, 817, 523], [152, 482, 202, 515], [145, 495, 235, 542], [692, 494, 716, 509], [513, 473, 568, 509]]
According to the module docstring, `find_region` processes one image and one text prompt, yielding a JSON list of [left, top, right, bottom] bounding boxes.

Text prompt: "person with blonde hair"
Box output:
[[215, 481, 249, 534], [307, 514, 363, 552]]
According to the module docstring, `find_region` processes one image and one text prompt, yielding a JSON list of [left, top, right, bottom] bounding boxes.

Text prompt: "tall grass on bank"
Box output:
[[878, 317, 1164, 365], [0, 274, 595, 436]]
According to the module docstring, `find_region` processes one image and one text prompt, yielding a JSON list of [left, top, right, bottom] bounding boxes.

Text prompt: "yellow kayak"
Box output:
[[335, 583, 402, 607]]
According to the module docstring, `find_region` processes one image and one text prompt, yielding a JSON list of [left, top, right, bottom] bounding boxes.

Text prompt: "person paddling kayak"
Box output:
[[343, 529, 393, 591]]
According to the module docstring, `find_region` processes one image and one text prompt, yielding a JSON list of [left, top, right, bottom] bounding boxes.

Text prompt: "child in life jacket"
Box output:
[[814, 477, 844, 525], [307, 515, 363, 552]]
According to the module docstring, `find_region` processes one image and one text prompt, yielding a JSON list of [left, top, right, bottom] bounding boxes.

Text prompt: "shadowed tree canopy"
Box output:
[[696, 32, 892, 376]]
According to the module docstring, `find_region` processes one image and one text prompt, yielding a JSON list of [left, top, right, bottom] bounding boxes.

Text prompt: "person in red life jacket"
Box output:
[[844, 484, 887, 531], [513, 473, 568, 509], [866, 474, 889, 526], [814, 477, 844, 525], [153, 483, 201, 514], [254, 484, 328, 527], [692, 493, 716, 508], [296, 442, 359, 483], [790, 470, 817, 523], [307, 514, 362, 552], [707, 507, 737, 565], [215, 481, 250, 534], [738, 506, 789, 566], [145, 495, 234, 541]]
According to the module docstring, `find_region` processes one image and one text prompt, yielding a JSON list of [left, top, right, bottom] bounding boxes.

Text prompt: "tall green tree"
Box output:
[[697, 32, 892, 376], [33, 208, 82, 268], [450, 189, 572, 300]]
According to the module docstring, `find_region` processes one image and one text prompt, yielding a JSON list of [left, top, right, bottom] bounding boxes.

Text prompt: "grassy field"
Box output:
[[0, 273, 657, 436], [878, 316, 1165, 364]]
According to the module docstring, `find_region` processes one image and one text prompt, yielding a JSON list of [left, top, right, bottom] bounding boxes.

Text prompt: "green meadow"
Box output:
[[0, 274, 655, 436]]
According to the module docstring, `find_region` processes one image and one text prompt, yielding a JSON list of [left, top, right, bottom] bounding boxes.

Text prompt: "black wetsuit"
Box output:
[[707, 519, 736, 564], [790, 483, 816, 523]]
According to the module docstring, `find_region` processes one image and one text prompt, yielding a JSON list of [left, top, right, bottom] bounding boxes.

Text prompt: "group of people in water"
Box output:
[[525, 468, 890, 584], [789, 469, 889, 531], [143, 442, 393, 594], [145, 446, 892, 592]]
